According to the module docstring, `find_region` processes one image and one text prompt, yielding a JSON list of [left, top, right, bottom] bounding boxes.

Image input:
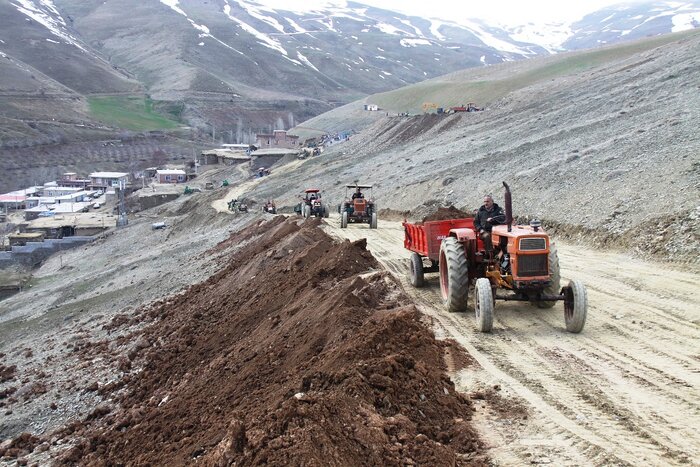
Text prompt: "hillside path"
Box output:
[[322, 216, 700, 466]]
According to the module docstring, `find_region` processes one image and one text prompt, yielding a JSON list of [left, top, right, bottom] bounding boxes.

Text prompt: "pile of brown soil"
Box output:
[[49, 217, 484, 466], [422, 206, 473, 223]]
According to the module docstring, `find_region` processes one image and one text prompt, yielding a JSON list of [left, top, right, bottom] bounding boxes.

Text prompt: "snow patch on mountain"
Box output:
[[296, 51, 319, 71], [223, 1, 285, 56], [506, 22, 573, 52], [672, 11, 700, 31], [11, 0, 87, 51]]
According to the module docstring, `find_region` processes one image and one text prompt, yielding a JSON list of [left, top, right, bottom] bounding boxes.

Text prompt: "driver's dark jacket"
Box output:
[[474, 203, 506, 232]]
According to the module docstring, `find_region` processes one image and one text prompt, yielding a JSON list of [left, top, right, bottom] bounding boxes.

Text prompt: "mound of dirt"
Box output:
[[422, 206, 473, 223], [48, 218, 485, 466]]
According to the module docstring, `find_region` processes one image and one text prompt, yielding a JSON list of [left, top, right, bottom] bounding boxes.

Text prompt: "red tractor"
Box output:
[[402, 182, 587, 333], [297, 189, 329, 218], [340, 185, 377, 229], [262, 200, 276, 214]]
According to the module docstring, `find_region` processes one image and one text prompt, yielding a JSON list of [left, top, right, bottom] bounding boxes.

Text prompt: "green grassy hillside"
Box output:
[[88, 96, 180, 130]]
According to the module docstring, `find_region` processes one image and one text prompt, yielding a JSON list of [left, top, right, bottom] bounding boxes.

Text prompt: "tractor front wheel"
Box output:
[[303, 205, 310, 218], [534, 243, 561, 308], [341, 211, 348, 228], [370, 212, 378, 229], [439, 237, 469, 313], [563, 279, 587, 333], [322, 203, 329, 218], [474, 278, 494, 332], [409, 252, 424, 287]]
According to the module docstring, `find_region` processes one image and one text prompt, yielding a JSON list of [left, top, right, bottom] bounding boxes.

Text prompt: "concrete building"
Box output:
[[58, 172, 90, 189], [255, 130, 299, 149], [364, 104, 379, 111], [155, 169, 187, 183], [89, 172, 129, 190]]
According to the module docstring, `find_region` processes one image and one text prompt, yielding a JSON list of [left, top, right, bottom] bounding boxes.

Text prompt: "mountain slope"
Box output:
[[277, 29, 700, 258], [294, 29, 698, 137]]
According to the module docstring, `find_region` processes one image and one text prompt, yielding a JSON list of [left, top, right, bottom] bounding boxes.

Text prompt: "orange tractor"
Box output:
[[296, 188, 329, 218], [403, 182, 587, 333], [339, 185, 377, 229]]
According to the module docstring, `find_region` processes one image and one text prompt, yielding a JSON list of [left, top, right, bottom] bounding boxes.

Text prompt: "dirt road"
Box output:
[[322, 216, 700, 466]]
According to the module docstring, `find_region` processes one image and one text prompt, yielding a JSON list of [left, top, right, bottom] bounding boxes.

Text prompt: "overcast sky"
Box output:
[[258, 0, 629, 24]]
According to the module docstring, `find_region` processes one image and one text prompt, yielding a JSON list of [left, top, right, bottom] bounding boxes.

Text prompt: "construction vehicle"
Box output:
[[262, 200, 276, 214], [422, 102, 438, 113], [339, 185, 377, 229], [183, 186, 201, 195], [298, 189, 329, 218], [402, 182, 587, 333]]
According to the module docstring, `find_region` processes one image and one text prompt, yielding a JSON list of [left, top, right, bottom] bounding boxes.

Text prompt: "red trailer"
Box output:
[[403, 218, 485, 288]]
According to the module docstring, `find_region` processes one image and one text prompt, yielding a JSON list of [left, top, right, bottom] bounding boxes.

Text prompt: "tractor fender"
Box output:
[[449, 228, 476, 242]]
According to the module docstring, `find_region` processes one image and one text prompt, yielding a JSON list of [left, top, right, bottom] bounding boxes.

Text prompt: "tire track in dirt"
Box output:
[[322, 216, 700, 466]]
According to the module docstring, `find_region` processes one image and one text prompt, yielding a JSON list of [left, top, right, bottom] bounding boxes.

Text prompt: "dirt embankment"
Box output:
[[10, 217, 485, 465]]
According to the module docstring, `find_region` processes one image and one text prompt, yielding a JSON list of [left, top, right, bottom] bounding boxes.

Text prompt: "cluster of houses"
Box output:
[[0, 172, 130, 221], [0, 167, 193, 222]]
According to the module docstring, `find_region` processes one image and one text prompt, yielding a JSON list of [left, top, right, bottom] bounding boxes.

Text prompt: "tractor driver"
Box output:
[[351, 187, 364, 200], [474, 195, 506, 254]]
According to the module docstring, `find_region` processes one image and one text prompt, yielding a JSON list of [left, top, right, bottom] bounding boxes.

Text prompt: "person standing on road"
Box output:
[[474, 195, 506, 253]]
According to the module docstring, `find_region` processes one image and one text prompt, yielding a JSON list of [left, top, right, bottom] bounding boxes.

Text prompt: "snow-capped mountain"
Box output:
[[563, 1, 700, 49], [1, 0, 699, 139]]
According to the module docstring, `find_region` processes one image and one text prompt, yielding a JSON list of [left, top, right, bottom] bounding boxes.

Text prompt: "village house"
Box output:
[[255, 130, 299, 149], [363, 104, 379, 111], [89, 172, 129, 190], [58, 172, 90, 189], [155, 169, 187, 183]]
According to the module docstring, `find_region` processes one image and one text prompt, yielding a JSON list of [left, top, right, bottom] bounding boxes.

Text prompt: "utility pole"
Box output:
[[212, 125, 216, 143]]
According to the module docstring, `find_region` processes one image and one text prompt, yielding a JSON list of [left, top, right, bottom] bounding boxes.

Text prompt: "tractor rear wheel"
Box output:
[[534, 243, 561, 308], [474, 278, 494, 332], [439, 237, 469, 313], [341, 211, 348, 228], [370, 212, 378, 229], [563, 279, 587, 333], [322, 203, 329, 218], [303, 205, 310, 218], [409, 252, 424, 287]]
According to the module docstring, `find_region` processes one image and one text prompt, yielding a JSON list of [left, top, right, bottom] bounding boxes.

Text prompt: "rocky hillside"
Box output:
[[276, 30, 700, 260]]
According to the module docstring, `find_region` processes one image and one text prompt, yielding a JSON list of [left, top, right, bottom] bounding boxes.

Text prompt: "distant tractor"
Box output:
[[339, 185, 377, 229], [298, 189, 329, 218], [402, 182, 587, 333], [262, 200, 277, 214]]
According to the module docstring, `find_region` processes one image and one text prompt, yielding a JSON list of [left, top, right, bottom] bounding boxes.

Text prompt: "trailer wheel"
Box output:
[[370, 212, 378, 229], [409, 252, 424, 287], [533, 243, 561, 308], [563, 279, 587, 333], [474, 278, 494, 332], [439, 237, 469, 313], [341, 211, 348, 228]]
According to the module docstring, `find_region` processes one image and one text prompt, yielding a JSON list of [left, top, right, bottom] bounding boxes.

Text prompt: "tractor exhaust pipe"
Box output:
[[503, 181, 512, 232]]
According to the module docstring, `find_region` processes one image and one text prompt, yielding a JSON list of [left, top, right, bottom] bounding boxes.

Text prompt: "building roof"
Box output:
[[155, 169, 186, 175], [200, 149, 251, 160], [0, 194, 26, 203], [89, 172, 129, 178]]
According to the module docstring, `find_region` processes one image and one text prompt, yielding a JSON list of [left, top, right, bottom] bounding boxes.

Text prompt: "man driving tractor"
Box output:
[[474, 194, 506, 255], [351, 186, 364, 200]]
